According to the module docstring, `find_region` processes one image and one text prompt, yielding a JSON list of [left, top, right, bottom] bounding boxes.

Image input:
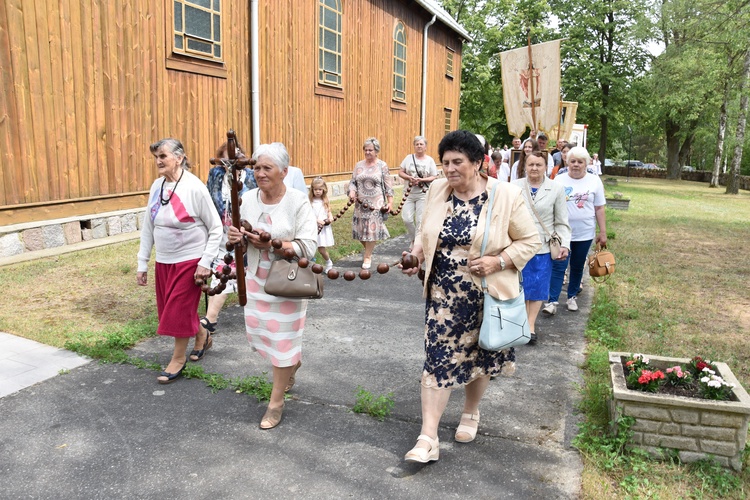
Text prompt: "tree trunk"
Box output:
[[665, 119, 681, 179], [711, 85, 729, 187], [678, 131, 694, 168], [727, 48, 750, 195], [599, 112, 608, 173]]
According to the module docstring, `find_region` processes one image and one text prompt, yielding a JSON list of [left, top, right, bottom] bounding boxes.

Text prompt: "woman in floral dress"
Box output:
[[348, 137, 393, 269], [401, 130, 540, 463]]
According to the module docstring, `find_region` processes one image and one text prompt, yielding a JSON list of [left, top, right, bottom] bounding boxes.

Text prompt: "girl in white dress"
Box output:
[[309, 177, 335, 272]]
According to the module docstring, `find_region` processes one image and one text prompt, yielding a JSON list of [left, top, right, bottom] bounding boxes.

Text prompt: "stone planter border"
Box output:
[[605, 198, 630, 210], [609, 351, 750, 470]]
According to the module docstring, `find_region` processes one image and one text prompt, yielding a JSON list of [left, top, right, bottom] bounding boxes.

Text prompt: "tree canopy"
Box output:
[[443, 0, 750, 176]]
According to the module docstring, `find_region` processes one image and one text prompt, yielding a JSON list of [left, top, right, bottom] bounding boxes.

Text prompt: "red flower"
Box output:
[[697, 361, 708, 371]]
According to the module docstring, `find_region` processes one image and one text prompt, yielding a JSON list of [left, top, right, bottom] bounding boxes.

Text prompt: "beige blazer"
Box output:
[[417, 177, 541, 300], [513, 177, 571, 253]]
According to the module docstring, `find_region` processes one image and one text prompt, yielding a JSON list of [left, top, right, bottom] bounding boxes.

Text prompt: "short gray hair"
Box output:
[[253, 142, 290, 171], [149, 138, 191, 170], [567, 146, 591, 165], [363, 137, 381, 153], [413, 135, 427, 145]]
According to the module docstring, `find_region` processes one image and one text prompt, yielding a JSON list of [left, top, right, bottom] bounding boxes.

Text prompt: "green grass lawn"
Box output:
[[579, 176, 750, 499]]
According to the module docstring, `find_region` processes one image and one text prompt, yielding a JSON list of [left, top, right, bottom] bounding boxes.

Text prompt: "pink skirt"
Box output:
[[155, 258, 201, 338]]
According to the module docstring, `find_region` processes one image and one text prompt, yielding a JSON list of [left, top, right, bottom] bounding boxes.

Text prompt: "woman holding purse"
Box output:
[[227, 142, 317, 430], [512, 152, 570, 344], [401, 130, 539, 463]]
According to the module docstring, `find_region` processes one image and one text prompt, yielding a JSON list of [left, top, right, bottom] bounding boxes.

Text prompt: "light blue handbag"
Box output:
[[477, 183, 531, 351]]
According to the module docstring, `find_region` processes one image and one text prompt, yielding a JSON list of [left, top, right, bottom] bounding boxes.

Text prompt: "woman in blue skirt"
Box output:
[[512, 151, 570, 344]]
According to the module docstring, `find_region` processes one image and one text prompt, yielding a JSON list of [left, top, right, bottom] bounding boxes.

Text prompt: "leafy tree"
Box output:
[[549, 0, 653, 167]]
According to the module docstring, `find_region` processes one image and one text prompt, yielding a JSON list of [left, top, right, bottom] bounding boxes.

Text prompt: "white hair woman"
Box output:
[[137, 138, 223, 384], [348, 137, 393, 269], [543, 146, 607, 315], [398, 135, 438, 249], [227, 142, 318, 429]]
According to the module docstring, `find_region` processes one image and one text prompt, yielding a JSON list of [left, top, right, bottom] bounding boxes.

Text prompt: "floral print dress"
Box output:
[[422, 192, 516, 389]]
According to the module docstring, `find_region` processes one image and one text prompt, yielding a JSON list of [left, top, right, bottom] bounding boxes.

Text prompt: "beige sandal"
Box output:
[[404, 434, 439, 463], [454, 411, 480, 443], [260, 404, 284, 430]]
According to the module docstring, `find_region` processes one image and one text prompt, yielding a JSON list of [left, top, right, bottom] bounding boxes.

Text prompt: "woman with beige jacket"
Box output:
[[513, 151, 571, 344], [401, 130, 540, 463]]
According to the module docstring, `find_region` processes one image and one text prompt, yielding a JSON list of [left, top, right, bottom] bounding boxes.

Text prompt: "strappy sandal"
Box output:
[[260, 404, 284, 430], [189, 329, 213, 362], [404, 434, 439, 463], [284, 361, 302, 393], [454, 411, 480, 443], [200, 316, 217, 335]]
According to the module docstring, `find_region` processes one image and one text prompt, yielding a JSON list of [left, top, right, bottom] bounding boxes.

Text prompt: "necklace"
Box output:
[[159, 170, 184, 206]]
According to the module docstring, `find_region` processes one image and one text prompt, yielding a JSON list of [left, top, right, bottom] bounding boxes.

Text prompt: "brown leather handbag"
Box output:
[[264, 259, 324, 299], [588, 244, 615, 281]]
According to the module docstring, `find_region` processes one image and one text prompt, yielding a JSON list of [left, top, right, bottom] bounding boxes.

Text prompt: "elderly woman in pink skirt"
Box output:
[[228, 142, 317, 429], [137, 138, 223, 384]]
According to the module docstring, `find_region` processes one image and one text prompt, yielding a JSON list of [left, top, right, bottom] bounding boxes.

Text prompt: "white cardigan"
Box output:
[[239, 187, 318, 275]]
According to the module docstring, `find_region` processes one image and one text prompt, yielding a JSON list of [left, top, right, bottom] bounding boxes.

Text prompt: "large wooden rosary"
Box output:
[[196, 130, 423, 303], [200, 218, 422, 297]]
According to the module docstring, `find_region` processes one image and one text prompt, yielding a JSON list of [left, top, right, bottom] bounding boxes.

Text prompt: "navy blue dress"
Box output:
[[422, 192, 516, 390]]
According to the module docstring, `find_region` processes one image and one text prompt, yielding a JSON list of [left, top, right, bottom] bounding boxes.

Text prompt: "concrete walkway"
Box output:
[[0, 332, 90, 398], [0, 234, 589, 498]]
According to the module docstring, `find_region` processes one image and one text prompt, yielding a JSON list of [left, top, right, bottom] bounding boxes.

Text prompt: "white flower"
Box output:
[[708, 380, 722, 388], [701, 377, 710, 383], [643, 357, 650, 364]]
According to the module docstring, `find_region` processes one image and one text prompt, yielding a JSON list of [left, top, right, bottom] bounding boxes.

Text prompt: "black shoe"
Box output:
[[528, 332, 537, 345], [157, 363, 186, 384], [200, 316, 217, 334], [189, 330, 213, 362]]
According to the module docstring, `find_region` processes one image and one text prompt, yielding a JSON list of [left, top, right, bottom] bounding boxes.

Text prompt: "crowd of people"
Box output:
[[136, 128, 606, 460]]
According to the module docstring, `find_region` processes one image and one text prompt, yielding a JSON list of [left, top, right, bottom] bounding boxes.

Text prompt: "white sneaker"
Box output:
[[567, 297, 578, 311], [542, 302, 558, 315], [324, 260, 333, 272]]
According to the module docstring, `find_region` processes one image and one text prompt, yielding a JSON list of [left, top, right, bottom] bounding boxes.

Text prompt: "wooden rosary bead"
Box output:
[[271, 239, 283, 249], [343, 271, 356, 281], [359, 269, 371, 280], [222, 265, 231, 275], [225, 241, 234, 251], [298, 257, 309, 268], [327, 269, 340, 279], [283, 248, 296, 259], [311, 263, 324, 274], [223, 253, 233, 264], [220, 275, 229, 283], [376, 263, 389, 274], [259, 231, 271, 242], [240, 220, 252, 232], [401, 253, 419, 270]]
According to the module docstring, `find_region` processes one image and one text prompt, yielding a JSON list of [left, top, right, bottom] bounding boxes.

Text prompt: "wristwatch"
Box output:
[[498, 255, 506, 271]]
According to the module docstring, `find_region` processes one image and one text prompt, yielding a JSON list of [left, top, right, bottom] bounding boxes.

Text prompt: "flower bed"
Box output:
[[609, 352, 750, 470]]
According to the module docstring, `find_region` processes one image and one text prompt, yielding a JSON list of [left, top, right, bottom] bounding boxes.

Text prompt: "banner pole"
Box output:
[[527, 31, 537, 132]]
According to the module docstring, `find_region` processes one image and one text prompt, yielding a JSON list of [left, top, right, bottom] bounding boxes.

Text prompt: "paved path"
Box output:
[[0, 332, 90, 398], [0, 235, 589, 498]]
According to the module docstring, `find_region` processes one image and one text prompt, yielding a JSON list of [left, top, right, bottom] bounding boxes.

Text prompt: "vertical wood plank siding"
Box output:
[[0, 0, 461, 221], [0, 0, 252, 210], [258, 0, 461, 180]]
